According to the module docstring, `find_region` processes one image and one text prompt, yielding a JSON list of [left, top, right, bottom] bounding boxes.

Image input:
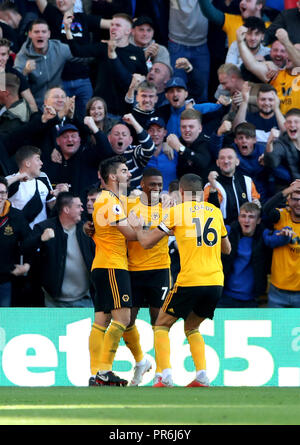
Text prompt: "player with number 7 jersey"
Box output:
[[130, 173, 231, 387], [126, 168, 171, 386]]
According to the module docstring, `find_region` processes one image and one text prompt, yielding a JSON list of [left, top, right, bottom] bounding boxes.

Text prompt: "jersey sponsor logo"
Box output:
[[122, 294, 130, 302]]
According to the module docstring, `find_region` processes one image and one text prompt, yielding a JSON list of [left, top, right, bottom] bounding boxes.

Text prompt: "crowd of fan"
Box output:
[[0, 0, 300, 309]]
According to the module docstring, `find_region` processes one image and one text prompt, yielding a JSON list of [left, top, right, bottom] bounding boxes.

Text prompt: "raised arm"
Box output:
[[128, 211, 166, 248], [232, 81, 250, 130], [275, 28, 300, 68], [34, 0, 47, 14], [236, 26, 273, 83], [198, 0, 225, 27]]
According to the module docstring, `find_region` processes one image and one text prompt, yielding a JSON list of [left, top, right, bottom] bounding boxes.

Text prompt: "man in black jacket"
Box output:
[[22, 191, 95, 307], [204, 146, 261, 224], [64, 12, 148, 117], [165, 108, 215, 184]]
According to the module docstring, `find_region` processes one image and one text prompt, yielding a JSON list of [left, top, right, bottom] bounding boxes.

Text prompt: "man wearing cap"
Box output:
[[130, 16, 171, 69], [43, 122, 114, 199], [157, 76, 222, 138], [146, 116, 178, 192]]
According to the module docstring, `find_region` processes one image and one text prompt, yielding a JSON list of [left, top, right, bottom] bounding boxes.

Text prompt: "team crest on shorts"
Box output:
[[4, 225, 13, 236], [122, 294, 130, 302]]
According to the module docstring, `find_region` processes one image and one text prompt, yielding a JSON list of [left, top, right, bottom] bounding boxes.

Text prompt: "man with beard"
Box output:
[[225, 17, 270, 70], [233, 83, 286, 143], [88, 155, 137, 387]]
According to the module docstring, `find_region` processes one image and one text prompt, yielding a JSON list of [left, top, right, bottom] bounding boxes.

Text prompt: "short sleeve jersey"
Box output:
[[270, 70, 300, 115], [160, 201, 227, 287], [92, 190, 128, 271], [222, 14, 244, 48], [127, 196, 170, 271], [270, 207, 300, 291]]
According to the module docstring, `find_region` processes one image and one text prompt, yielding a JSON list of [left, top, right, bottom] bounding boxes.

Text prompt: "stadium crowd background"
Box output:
[[0, 0, 300, 310]]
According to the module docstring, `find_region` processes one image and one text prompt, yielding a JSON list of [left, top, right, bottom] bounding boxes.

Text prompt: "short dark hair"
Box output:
[[179, 173, 203, 193], [0, 175, 8, 190], [142, 168, 163, 179], [0, 38, 11, 49], [168, 179, 179, 193], [15, 146, 41, 167], [257, 84, 277, 96], [55, 191, 75, 214], [285, 108, 300, 119], [99, 155, 127, 184], [0, 1, 19, 13], [87, 187, 100, 196], [29, 19, 49, 31], [243, 16, 266, 34], [234, 122, 256, 138]]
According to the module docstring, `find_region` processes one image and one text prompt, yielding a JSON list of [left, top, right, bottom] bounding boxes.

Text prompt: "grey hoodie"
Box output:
[[14, 39, 75, 108]]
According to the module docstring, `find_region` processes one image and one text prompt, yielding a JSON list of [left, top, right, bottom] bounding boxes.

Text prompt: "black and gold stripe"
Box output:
[[108, 268, 121, 309], [162, 283, 178, 312]]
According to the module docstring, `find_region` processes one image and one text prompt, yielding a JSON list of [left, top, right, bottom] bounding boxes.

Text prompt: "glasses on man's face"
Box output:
[[0, 190, 8, 196]]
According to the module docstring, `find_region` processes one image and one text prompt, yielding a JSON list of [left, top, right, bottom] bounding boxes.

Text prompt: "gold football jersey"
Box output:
[[161, 201, 227, 287], [127, 197, 170, 271], [92, 190, 128, 270]]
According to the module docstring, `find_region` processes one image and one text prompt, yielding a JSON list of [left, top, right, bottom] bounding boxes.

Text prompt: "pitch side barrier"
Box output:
[[0, 308, 300, 387]]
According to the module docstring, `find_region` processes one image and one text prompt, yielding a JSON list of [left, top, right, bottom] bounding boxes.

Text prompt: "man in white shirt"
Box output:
[[6, 145, 67, 228]]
